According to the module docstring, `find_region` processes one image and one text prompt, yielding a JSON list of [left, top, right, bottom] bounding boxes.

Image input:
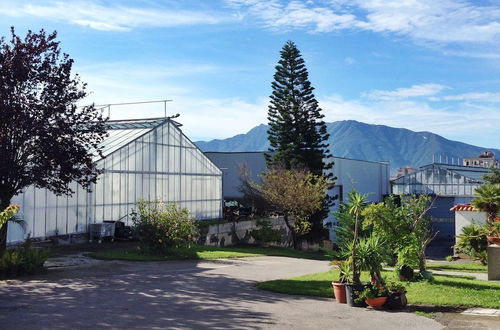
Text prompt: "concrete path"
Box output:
[[429, 269, 488, 281], [0, 256, 442, 330]]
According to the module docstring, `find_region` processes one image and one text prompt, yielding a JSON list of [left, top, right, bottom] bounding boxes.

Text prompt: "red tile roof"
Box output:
[[450, 204, 478, 212]]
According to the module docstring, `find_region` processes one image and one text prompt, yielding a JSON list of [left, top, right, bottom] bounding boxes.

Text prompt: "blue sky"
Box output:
[[1, 0, 500, 149]]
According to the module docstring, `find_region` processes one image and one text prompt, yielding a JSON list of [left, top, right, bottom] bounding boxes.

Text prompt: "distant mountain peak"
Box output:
[[195, 121, 499, 170]]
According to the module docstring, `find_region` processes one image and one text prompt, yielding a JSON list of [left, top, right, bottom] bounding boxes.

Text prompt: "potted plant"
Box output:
[[486, 221, 500, 245], [357, 283, 388, 309], [342, 191, 370, 307], [384, 281, 408, 309], [331, 260, 351, 304]]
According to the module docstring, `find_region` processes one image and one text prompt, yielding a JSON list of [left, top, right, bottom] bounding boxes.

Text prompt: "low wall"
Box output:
[[199, 217, 292, 247], [198, 217, 325, 251]]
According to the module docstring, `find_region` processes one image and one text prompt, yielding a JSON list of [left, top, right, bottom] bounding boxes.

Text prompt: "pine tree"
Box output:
[[266, 41, 332, 176], [266, 41, 334, 242]]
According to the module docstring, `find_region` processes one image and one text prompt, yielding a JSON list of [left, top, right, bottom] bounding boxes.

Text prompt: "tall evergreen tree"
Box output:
[[266, 41, 334, 242], [266, 41, 332, 176]]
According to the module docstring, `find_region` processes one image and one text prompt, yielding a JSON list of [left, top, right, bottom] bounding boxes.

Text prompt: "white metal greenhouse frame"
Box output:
[[7, 117, 223, 243]]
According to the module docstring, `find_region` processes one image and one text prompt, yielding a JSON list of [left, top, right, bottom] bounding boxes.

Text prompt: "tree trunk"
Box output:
[[418, 256, 426, 274], [352, 214, 360, 284], [283, 214, 298, 249], [0, 196, 12, 254]]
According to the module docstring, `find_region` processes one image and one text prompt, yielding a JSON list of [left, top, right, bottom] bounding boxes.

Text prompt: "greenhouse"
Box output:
[[391, 163, 487, 196], [7, 117, 223, 243]]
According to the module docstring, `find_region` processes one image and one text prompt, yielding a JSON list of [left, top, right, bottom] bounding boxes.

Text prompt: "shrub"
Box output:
[[131, 200, 197, 254], [250, 219, 282, 244], [0, 239, 49, 278], [455, 224, 488, 264]]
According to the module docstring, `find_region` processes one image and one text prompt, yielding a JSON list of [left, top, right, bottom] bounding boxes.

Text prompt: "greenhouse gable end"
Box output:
[[7, 118, 223, 243]]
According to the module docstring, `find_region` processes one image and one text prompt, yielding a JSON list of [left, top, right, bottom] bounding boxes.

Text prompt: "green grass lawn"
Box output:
[[90, 245, 330, 261], [426, 263, 487, 273], [257, 269, 500, 309]]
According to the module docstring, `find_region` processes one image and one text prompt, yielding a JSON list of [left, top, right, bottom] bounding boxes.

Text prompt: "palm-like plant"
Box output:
[[357, 236, 387, 285], [472, 184, 500, 225], [347, 191, 368, 284]]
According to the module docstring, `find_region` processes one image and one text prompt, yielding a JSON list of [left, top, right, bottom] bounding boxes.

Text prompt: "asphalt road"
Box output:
[[0, 256, 443, 329]]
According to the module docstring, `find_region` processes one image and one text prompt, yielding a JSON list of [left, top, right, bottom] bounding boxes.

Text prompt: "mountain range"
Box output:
[[195, 120, 500, 171]]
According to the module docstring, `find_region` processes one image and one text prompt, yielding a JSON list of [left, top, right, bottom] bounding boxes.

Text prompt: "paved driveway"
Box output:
[[0, 256, 442, 329]]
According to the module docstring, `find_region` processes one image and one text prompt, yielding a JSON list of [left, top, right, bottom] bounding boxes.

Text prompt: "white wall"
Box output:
[[454, 210, 487, 245], [328, 157, 390, 242]]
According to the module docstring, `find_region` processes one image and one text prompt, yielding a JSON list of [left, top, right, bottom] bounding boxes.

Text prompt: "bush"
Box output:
[[131, 200, 197, 254], [455, 224, 488, 264], [250, 219, 282, 244], [0, 240, 49, 278]]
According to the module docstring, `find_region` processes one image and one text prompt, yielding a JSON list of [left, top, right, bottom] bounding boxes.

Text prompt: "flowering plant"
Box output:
[[356, 283, 388, 302]]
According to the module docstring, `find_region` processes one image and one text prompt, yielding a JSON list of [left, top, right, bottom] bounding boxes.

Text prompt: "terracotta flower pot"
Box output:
[[365, 296, 388, 309], [332, 282, 347, 304], [487, 236, 500, 245]]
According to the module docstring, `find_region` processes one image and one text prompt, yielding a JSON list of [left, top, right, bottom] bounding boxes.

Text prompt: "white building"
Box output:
[[450, 204, 487, 245], [7, 118, 223, 243]]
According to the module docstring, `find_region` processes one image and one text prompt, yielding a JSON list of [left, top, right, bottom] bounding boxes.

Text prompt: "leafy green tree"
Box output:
[[0, 28, 107, 252], [256, 168, 329, 249], [266, 40, 334, 241], [362, 195, 435, 273]]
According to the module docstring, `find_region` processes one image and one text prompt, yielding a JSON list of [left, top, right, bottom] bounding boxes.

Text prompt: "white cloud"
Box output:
[[226, 0, 358, 32], [431, 92, 500, 103], [355, 0, 500, 43], [0, 1, 223, 31], [226, 0, 500, 51], [76, 61, 222, 106], [362, 83, 449, 100], [75, 61, 268, 140]]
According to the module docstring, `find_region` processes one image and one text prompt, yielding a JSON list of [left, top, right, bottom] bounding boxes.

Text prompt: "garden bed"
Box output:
[[257, 269, 500, 309]]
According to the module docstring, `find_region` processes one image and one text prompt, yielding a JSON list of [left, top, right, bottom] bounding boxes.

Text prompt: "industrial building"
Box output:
[[391, 162, 490, 239], [204, 152, 390, 241], [7, 118, 223, 244]]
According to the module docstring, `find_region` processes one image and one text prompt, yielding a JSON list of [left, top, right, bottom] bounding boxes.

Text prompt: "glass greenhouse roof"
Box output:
[[425, 163, 489, 182], [92, 118, 181, 160]]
